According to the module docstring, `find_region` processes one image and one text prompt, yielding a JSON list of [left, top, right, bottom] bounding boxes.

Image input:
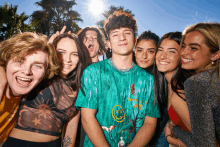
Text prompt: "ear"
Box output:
[[107, 40, 111, 49], [134, 37, 137, 44], [211, 50, 220, 61]]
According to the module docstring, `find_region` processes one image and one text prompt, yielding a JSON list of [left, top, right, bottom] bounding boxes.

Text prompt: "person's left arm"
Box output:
[[128, 116, 157, 147], [62, 110, 80, 147]]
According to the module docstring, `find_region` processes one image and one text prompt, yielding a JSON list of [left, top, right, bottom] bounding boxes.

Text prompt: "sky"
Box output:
[[1, 0, 220, 37]]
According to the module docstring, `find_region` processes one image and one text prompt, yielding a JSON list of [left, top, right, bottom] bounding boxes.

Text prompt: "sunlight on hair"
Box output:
[[87, 0, 106, 19]]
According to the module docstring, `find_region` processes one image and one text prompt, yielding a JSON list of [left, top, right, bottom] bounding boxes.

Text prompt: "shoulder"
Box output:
[[135, 65, 154, 82]]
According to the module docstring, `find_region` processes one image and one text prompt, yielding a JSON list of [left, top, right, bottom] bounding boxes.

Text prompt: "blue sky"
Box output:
[[1, 0, 220, 37]]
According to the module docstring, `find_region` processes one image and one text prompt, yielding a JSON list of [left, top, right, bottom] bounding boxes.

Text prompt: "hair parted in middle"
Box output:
[[103, 10, 137, 39], [136, 30, 160, 47], [77, 26, 107, 56], [0, 32, 61, 79]]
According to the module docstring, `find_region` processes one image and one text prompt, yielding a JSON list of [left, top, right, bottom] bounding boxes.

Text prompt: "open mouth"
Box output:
[[159, 61, 169, 65], [182, 58, 193, 63], [16, 77, 32, 87], [88, 45, 94, 52]]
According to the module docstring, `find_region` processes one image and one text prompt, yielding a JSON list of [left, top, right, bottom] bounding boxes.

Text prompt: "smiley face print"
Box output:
[[112, 105, 125, 123]]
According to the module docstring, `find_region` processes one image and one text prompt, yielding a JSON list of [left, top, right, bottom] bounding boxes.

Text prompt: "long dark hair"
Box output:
[[52, 33, 87, 91], [154, 32, 187, 108]]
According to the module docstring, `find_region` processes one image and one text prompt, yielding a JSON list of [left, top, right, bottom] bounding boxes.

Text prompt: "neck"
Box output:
[[164, 70, 176, 84], [111, 53, 133, 70], [6, 85, 12, 99], [91, 56, 99, 63]]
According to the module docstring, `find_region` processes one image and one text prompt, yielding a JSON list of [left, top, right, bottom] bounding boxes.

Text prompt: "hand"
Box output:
[[164, 123, 172, 137], [48, 26, 69, 43]]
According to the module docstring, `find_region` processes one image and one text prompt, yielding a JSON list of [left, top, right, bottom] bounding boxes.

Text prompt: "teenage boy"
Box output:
[[77, 27, 107, 63], [75, 10, 160, 147], [0, 32, 60, 145]]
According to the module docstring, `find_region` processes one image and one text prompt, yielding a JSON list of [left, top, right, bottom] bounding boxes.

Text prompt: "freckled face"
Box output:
[[6, 51, 48, 96], [56, 37, 79, 77], [135, 39, 156, 69], [156, 39, 181, 75]]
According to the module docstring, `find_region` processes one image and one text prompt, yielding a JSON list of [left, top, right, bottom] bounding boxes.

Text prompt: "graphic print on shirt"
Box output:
[[101, 125, 116, 139], [112, 105, 125, 123]]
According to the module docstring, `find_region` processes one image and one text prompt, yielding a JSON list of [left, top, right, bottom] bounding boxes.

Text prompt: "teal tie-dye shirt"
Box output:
[[75, 59, 160, 147]]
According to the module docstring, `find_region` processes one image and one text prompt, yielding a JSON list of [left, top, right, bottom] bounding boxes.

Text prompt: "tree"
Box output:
[[0, 3, 30, 41], [31, 0, 83, 36], [96, 5, 135, 58]]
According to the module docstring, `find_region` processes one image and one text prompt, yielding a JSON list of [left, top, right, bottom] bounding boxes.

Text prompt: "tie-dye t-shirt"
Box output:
[[75, 59, 160, 147]]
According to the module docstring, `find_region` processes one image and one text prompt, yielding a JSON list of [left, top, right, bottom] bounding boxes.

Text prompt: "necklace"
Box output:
[[110, 58, 135, 72]]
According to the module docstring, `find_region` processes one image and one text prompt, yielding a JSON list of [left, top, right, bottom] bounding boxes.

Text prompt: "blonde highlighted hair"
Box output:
[[181, 22, 220, 74], [0, 32, 61, 79]]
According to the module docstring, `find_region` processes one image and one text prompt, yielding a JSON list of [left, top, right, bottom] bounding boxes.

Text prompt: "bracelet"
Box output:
[[165, 134, 173, 140]]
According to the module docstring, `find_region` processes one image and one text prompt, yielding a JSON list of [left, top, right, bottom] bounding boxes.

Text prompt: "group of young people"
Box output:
[[0, 10, 219, 147]]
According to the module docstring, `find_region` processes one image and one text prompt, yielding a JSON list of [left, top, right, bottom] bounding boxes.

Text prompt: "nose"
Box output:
[[180, 46, 189, 56], [64, 53, 72, 63], [21, 64, 33, 75], [142, 51, 147, 59], [160, 51, 167, 59], [119, 33, 126, 41]]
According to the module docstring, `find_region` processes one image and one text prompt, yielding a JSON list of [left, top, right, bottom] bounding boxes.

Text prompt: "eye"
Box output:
[[148, 50, 155, 54], [71, 53, 78, 57], [190, 47, 198, 50], [136, 49, 142, 52], [58, 51, 65, 54], [112, 34, 118, 37], [157, 48, 163, 52], [169, 51, 176, 54], [34, 64, 44, 69]]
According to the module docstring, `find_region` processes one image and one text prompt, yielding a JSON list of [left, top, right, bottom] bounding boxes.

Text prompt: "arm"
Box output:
[[128, 116, 157, 147], [63, 110, 80, 147], [171, 92, 191, 131], [81, 108, 109, 147], [164, 123, 186, 147], [0, 66, 7, 102]]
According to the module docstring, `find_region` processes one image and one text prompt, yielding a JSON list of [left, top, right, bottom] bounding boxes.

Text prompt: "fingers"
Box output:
[[60, 26, 67, 34]]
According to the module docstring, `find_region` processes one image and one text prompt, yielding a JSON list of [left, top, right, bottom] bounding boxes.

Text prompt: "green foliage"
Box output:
[[31, 0, 83, 36], [0, 3, 31, 41]]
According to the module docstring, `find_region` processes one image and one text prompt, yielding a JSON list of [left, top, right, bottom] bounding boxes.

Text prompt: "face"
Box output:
[[135, 39, 156, 69], [108, 27, 135, 56], [156, 38, 181, 75], [181, 31, 213, 73], [83, 30, 100, 59], [56, 37, 79, 77], [6, 51, 48, 97]]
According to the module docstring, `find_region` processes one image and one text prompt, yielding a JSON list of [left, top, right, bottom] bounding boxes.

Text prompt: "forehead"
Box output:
[[85, 30, 98, 36], [160, 38, 179, 48], [137, 39, 156, 47], [57, 37, 77, 52], [184, 31, 205, 44], [110, 27, 133, 34]]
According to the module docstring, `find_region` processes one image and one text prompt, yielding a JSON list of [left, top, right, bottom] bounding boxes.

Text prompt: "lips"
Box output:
[[63, 64, 72, 68], [88, 44, 94, 52], [118, 43, 128, 46], [182, 58, 193, 64], [140, 60, 148, 63], [159, 61, 169, 65], [16, 77, 32, 87]]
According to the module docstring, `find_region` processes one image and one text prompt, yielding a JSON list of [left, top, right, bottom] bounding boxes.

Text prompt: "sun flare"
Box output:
[[87, 0, 106, 18]]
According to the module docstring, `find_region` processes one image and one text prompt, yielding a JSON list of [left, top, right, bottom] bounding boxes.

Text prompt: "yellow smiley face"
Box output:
[[112, 105, 125, 123]]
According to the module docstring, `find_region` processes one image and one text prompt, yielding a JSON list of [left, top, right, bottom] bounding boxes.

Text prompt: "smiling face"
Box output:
[[135, 39, 156, 69], [56, 37, 79, 77], [156, 38, 181, 75], [108, 27, 135, 56], [83, 30, 100, 59], [180, 31, 213, 73], [6, 51, 48, 97]]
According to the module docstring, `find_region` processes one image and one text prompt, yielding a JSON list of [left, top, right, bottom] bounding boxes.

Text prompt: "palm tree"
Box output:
[[31, 0, 83, 36], [0, 3, 29, 41]]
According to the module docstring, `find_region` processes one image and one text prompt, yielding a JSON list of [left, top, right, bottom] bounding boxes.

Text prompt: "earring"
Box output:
[[212, 61, 215, 65]]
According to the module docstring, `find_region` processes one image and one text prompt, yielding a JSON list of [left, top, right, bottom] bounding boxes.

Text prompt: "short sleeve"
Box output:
[[145, 79, 160, 118], [75, 66, 99, 110]]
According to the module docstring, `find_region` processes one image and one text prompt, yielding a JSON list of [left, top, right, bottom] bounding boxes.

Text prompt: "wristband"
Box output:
[[165, 134, 173, 140]]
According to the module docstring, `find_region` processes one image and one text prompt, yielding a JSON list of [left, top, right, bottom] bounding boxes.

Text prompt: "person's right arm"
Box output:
[[0, 66, 7, 101], [81, 108, 109, 147]]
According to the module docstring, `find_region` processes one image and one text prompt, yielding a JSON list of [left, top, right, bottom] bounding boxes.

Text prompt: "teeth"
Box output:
[[159, 61, 169, 65], [16, 77, 31, 82], [182, 58, 193, 62]]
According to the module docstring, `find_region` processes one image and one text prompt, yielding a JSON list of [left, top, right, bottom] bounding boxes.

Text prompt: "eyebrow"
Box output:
[[158, 47, 178, 51], [136, 47, 156, 50], [57, 48, 78, 53], [189, 43, 201, 47]]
